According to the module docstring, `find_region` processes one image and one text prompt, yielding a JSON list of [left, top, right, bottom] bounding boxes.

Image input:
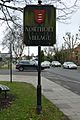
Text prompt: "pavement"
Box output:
[[0, 74, 80, 120]]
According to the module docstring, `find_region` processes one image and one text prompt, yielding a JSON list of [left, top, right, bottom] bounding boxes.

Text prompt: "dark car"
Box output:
[[16, 60, 46, 71]]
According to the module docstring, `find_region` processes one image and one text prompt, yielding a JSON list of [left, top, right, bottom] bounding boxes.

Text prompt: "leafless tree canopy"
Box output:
[[0, 0, 79, 38], [2, 22, 24, 59], [0, 0, 80, 26], [63, 32, 80, 50]]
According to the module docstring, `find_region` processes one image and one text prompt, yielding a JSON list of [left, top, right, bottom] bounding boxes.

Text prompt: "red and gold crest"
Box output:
[[34, 10, 46, 24]]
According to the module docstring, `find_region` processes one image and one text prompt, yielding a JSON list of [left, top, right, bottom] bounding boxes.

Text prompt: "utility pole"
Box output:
[[10, 42, 12, 83]]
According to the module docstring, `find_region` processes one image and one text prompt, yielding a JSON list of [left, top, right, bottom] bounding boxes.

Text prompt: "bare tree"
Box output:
[[55, 0, 80, 23], [2, 22, 24, 60], [63, 32, 80, 61], [0, 0, 79, 26], [63, 32, 79, 49]]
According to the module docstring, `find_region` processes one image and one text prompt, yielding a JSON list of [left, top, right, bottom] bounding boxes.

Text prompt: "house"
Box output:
[[69, 44, 80, 65], [73, 44, 80, 65]]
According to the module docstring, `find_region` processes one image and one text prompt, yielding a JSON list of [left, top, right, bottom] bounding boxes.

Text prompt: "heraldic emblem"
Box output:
[[34, 9, 46, 24]]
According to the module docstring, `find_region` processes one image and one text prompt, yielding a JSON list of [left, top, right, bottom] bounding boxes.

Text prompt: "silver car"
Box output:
[[41, 61, 50, 68], [63, 62, 77, 69], [51, 61, 61, 67]]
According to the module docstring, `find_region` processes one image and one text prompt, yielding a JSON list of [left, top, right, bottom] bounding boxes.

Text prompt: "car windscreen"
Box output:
[[19, 61, 30, 65]]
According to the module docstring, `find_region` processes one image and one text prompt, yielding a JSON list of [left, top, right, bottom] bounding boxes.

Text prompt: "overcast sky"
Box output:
[[57, 8, 80, 47]]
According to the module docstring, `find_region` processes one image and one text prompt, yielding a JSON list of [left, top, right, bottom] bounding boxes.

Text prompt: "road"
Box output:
[[0, 66, 80, 95], [42, 67, 80, 95]]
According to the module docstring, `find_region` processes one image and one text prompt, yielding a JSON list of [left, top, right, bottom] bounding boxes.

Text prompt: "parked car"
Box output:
[[16, 60, 46, 71], [63, 62, 77, 69], [41, 61, 50, 69], [30, 59, 38, 65], [51, 61, 61, 67]]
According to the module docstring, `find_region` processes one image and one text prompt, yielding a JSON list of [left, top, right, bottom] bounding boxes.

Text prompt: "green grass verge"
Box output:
[[0, 65, 9, 69], [0, 81, 70, 120]]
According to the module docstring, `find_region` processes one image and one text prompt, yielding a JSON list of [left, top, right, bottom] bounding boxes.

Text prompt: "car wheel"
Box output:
[[19, 67, 24, 71], [67, 66, 69, 69], [52, 65, 55, 67], [63, 66, 65, 69]]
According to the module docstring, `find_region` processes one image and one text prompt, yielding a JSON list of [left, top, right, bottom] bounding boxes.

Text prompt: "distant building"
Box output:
[[62, 44, 80, 65], [72, 44, 80, 65], [67, 44, 80, 65]]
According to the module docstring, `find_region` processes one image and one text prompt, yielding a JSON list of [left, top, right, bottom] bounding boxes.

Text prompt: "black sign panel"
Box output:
[[23, 5, 56, 46]]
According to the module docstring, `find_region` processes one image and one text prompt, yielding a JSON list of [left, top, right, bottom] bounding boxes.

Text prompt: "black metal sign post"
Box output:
[[36, 0, 42, 114], [37, 45, 42, 113], [23, 0, 56, 114]]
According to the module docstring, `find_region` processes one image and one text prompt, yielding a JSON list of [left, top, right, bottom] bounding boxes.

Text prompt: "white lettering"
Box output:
[[25, 26, 54, 32], [28, 35, 51, 41]]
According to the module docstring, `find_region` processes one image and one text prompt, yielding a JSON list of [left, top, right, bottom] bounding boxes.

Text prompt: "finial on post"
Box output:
[[38, 0, 42, 4]]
